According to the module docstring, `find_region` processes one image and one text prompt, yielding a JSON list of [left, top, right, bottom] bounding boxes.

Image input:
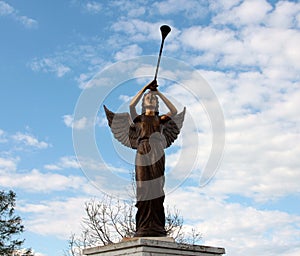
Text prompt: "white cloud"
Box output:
[[0, 1, 13, 15], [0, 168, 85, 192], [63, 114, 90, 130], [84, 1, 102, 13], [179, 15, 300, 81], [266, 1, 300, 29], [244, 26, 300, 71], [127, 6, 145, 17], [30, 57, 71, 77], [209, 0, 242, 12], [17, 15, 38, 29], [212, 0, 273, 27], [0, 129, 7, 143], [75, 72, 94, 89], [64, 112, 109, 130], [112, 19, 168, 42], [114, 44, 143, 61], [44, 156, 80, 170], [1, 141, 81, 195], [18, 197, 88, 239], [12, 132, 49, 149], [109, 1, 145, 17], [153, 0, 208, 19], [0, 1, 38, 28], [197, 68, 300, 202], [180, 26, 236, 51], [28, 41, 109, 84], [166, 187, 300, 256], [0, 156, 18, 172], [118, 94, 131, 103], [63, 114, 74, 128]]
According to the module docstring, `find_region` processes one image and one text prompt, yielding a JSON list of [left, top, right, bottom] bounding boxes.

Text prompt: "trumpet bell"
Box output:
[[160, 25, 171, 40]]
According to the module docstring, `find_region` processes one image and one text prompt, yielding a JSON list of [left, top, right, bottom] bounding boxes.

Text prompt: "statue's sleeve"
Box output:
[[103, 105, 139, 149], [161, 107, 186, 148]]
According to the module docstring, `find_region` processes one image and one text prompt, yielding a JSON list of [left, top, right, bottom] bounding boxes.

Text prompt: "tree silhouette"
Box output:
[[0, 190, 33, 256]]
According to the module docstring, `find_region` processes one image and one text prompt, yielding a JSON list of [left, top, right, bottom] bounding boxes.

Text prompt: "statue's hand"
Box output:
[[146, 79, 158, 91]]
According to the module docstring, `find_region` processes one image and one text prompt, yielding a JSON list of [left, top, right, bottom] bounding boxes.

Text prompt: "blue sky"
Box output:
[[1, 0, 300, 255]]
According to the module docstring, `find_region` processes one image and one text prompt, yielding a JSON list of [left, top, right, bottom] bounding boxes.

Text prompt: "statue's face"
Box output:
[[143, 93, 157, 110]]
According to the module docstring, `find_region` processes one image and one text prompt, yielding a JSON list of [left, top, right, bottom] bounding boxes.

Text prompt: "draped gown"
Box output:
[[133, 114, 167, 237], [104, 106, 185, 237]]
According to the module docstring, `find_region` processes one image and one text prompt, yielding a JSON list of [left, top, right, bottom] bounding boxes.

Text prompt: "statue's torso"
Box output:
[[138, 115, 161, 140]]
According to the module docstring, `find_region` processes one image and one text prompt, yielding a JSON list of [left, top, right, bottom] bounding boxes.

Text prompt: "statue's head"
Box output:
[[141, 91, 159, 114]]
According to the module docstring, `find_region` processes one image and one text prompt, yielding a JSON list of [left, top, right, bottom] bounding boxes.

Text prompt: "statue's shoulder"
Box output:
[[159, 114, 171, 123], [133, 114, 142, 123]]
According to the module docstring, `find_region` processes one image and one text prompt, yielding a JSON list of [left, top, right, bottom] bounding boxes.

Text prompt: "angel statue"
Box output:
[[104, 79, 185, 237]]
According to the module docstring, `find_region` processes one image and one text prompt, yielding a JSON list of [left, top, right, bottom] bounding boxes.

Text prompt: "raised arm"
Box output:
[[155, 90, 177, 117], [130, 80, 157, 119]]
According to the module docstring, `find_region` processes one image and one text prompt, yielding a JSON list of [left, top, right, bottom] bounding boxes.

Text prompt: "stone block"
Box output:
[[83, 237, 225, 255]]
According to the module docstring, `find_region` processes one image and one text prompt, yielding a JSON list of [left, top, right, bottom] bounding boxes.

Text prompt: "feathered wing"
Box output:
[[103, 105, 138, 149], [162, 107, 186, 148]]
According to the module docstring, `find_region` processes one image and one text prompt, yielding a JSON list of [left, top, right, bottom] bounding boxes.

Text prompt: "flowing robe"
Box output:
[[133, 114, 167, 237], [104, 105, 185, 237]]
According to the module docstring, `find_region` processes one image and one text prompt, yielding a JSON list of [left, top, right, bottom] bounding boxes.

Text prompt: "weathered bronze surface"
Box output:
[[104, 79, 185, 237]]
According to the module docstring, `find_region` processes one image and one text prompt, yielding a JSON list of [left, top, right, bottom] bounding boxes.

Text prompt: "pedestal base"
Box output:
[[83, 237, 225, 255]]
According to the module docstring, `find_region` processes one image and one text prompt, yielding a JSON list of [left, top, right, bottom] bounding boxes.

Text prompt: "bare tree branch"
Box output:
[[66, 194, 202, 254]]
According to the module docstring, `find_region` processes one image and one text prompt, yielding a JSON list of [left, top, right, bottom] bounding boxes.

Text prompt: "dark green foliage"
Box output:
[[0, 190, 33, 255]]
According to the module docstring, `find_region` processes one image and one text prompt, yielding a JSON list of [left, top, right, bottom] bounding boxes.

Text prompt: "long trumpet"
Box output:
[[154, 25, 171, 81]]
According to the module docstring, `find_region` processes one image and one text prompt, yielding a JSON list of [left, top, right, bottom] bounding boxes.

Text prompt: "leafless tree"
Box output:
[[82, 196, 136, 245], [64, 195, 201, 256]]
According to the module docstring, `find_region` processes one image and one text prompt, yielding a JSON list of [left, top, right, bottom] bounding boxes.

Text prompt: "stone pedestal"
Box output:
[[83, 237, 225, 256]]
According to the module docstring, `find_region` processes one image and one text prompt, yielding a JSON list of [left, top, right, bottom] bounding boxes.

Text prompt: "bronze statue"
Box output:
[[104, 79, 185, 237], [104, 25, 185, 237]]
